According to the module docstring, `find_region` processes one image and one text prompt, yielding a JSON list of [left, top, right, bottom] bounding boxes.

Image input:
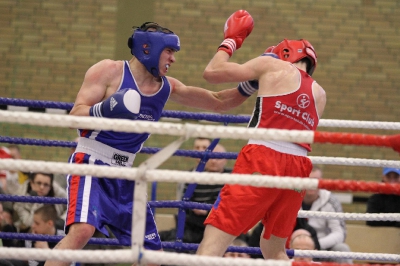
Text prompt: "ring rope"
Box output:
[[2, 97, 400, 130], [2, 136, 400, 168], [0, 231, 398, 263], [0, 246, 398, 265], [1, 110, 400, 153], [0, 194, 398, 222], [1, 230, 399, 263], [0, 159, 399, 194]]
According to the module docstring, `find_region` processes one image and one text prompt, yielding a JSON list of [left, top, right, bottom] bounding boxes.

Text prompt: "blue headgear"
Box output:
[[127, 23, 180, 77]]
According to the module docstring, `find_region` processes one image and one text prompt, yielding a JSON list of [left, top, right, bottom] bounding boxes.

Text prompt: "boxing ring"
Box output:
[[0, 97, 400, 266]]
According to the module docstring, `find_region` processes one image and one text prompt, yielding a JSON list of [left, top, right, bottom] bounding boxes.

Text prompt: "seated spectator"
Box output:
[[0, 202, 22, 248], [0, 147, 13, 194], [13, 172, 67, 232], [223, 235, 251, 259], [303, 166, 352, 264], [160, 140, 230, 244], [7, 144, 29, 190], [289, 229, 316, 262], [25, 205, 74, 266], [0, 202, 26, 266], [247, 218, 320, 259], [366, 167, 400, 227]]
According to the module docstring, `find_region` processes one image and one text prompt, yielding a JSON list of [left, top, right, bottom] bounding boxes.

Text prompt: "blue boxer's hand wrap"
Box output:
[[237, 80, 259, 97], [89, 88, 141, 120]]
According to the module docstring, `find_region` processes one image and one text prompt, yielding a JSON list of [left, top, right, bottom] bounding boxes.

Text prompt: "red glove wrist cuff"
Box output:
[[218, 38, 236, 57]]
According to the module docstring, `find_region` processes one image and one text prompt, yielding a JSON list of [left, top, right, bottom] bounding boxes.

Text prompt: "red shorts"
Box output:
[[205, 144, 313, 239]]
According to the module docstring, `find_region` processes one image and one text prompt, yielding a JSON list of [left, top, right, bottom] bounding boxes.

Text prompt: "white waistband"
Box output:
[[248, 139, 308, 156], [75, 138, 136, 167]]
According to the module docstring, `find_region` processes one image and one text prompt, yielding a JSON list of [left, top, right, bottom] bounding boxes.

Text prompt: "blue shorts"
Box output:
[[65, 152, 162, 250]]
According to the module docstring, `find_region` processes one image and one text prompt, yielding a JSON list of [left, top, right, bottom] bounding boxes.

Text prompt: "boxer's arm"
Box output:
[[313, 82, 327, 118], [204, 55, 273, 84], [70, 60, 118, 117], [168, 76, 247, 113]]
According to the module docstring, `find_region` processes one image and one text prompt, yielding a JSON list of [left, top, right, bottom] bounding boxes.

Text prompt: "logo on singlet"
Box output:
[[110, 97, 118, 111], [296, 94, 310, 109], [112, 152, 129, 166]]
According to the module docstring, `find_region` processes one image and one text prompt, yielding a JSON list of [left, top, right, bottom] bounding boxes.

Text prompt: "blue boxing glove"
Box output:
[[89, 88, 141, 119]]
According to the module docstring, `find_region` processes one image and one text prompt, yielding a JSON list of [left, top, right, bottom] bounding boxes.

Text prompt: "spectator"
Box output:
[[247, 217, 320, 259], [160, 140, 230, 244], [25, 205, 74, 266], [302, 166, 352, 263], [366, 167, 400, 227], [13, 173, 67, 232], [0, 202, 26, 266], [0, 202, 22, 247], [0, 147, 13, 194], [6, 145, 29, 196], [176, 137, 215, 200], [289, 229, 316, 262], [223, 235, 251, 259]]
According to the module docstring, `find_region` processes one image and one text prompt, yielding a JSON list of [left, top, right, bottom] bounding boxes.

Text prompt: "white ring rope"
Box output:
[[0, 110, 314, 143], [309, 156, 400, 168], [1, 158, 399, 221], [292, 250, 400, 262], [6, 106, 400, 130], [0, 159, 320, 189], [0, 247, 398, 264], [142, 249, 400, 265], [318, 119, 400, 130], [298, 210, 400, 221]]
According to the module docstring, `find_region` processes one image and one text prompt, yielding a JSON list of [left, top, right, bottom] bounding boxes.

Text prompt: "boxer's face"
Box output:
[[159, 48, 176, 76]]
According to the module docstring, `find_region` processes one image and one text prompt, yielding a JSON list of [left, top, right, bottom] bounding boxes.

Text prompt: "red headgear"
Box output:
[[271, 39, 317, 76]]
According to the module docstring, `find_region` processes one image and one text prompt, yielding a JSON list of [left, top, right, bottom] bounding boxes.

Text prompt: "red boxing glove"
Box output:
[[218, 10, 254, 57]]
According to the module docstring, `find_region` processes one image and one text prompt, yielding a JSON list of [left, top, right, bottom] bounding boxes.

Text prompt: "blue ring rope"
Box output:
[[0, 97, 250, 124]]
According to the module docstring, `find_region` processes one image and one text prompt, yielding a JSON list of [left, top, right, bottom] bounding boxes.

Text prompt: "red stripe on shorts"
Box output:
[[66, 152, 85, 226]]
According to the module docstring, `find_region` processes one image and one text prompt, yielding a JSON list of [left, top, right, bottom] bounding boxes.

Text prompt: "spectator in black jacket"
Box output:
[[366, 167, 400, 227]]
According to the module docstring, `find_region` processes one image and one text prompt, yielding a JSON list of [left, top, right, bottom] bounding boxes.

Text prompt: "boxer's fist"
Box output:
[[218, 10, 254, 57], [89, 88, 141, 120]]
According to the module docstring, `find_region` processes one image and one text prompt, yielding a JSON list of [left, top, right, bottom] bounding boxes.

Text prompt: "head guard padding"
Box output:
[[127, 23, 180, 77], [272, 39, 317, 76]]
